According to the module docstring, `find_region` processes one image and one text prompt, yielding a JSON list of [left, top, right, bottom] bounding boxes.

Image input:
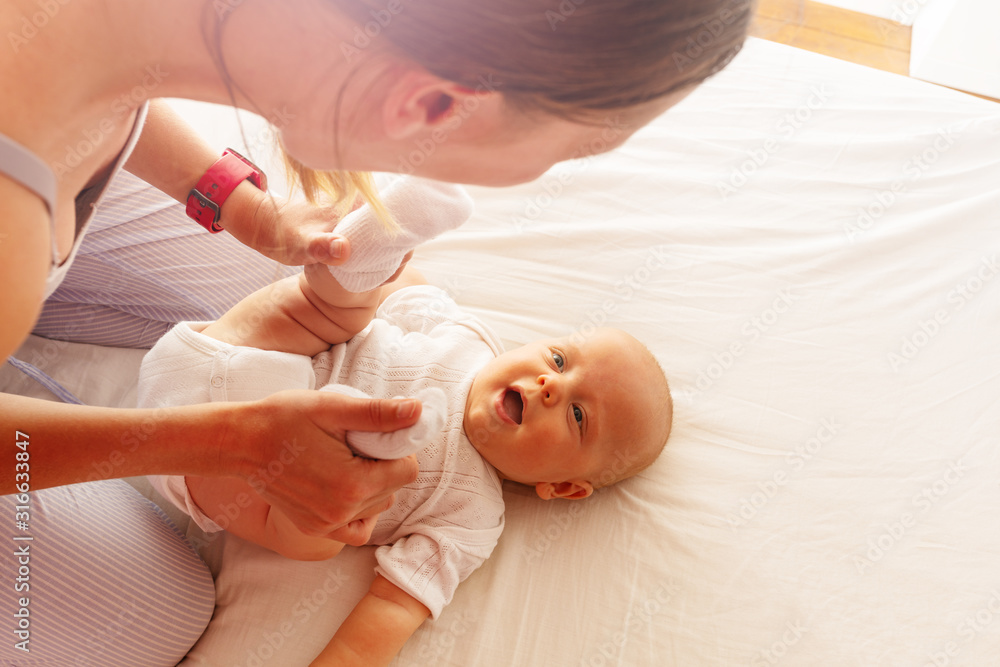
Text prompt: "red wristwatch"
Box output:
[[186, 148, 268, 233]]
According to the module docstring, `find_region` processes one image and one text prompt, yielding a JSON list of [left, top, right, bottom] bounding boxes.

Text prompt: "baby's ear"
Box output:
[[535, 481, 594, 501]]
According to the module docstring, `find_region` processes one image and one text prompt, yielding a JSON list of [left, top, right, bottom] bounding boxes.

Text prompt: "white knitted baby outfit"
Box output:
[[140, 285, 507, 619], [327, 176, 474, 293]]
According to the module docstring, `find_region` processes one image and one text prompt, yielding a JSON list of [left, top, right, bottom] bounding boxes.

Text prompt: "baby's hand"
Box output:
[[321, 385, 447, 459]]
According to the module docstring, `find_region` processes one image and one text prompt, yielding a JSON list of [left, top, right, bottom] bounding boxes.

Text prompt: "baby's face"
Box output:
[[464, 328, 664, 497]]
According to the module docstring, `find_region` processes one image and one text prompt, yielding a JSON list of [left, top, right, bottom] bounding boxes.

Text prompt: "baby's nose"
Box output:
[[537, 374, 559, 403]]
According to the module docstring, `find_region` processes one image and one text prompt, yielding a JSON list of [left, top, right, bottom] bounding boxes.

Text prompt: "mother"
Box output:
[[0, 0, 750, 663]]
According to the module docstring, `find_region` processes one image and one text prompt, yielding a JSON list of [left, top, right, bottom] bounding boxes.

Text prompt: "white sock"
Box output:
[[327, 176, 474, 292], [319, 384, 447, 459]]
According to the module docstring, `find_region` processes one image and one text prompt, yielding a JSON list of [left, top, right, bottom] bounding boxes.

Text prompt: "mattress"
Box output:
[[3, 37, 999, 666]]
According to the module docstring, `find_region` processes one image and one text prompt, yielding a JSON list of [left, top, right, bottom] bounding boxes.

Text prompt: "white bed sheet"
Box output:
[[4, 37, 999, 666]]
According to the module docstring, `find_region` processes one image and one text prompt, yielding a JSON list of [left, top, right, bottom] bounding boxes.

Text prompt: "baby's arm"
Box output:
[[310, 575, 431, 667]]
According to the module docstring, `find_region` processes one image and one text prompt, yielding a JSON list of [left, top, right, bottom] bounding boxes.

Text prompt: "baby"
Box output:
[[138, 177, 673, 666]]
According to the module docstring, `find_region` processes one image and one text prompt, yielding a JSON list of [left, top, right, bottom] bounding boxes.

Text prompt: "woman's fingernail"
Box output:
[[396, 400, 419, 419], [329, 238, 345, 259]]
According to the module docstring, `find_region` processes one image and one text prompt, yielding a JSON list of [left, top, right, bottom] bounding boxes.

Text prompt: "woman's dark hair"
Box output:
[[332, 0, 753, 120], [206, 0, 752, 213]]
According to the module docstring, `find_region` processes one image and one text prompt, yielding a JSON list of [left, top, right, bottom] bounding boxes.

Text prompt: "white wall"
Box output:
[[910, 0, 1000, 98], [813, 0, 999, 98]]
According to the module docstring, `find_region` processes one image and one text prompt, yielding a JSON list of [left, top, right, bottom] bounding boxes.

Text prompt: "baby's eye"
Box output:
[[572, 405, 583, 425], [551, 351, 565, 371]]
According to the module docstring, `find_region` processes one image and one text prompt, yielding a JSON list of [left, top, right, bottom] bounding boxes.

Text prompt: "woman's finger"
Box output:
[[310, 391, 422, 433], [306, 233, 351, 265]]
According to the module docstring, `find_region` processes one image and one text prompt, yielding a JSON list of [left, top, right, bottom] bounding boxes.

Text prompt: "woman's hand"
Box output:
[[228, 389, 422, 545], [125, 101, 359, 268], [222, 184, 360, 267]]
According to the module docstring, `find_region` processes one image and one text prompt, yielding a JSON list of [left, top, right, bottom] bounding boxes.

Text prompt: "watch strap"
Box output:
[[186, 149, 267, 233]]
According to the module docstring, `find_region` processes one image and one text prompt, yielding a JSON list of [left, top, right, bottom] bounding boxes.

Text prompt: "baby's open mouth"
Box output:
[[503, 388, 523, 425]]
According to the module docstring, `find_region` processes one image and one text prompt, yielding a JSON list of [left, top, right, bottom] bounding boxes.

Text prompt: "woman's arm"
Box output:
[[0, 178, 52, 364], [0, 394, 235, 492], [310, 575, 431, 667], [123, 99, 225, 209], [0, 390, 421, 544], [124, 99, 348, 266]]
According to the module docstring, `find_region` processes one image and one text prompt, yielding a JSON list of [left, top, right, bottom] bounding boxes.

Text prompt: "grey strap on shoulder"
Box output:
[[0, 135, 80, 403], [0, 133, 58, 261]]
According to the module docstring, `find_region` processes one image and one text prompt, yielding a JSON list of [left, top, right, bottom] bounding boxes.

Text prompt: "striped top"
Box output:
[[34, 169, 299, 349]]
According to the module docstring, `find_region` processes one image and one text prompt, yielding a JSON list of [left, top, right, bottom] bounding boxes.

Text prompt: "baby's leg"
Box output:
[[185, 475, 344, 561]]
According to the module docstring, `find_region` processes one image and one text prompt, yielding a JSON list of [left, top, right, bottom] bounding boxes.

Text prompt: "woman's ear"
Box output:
[[381, 69, 490, 139], [535, 480, 594, 501]]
